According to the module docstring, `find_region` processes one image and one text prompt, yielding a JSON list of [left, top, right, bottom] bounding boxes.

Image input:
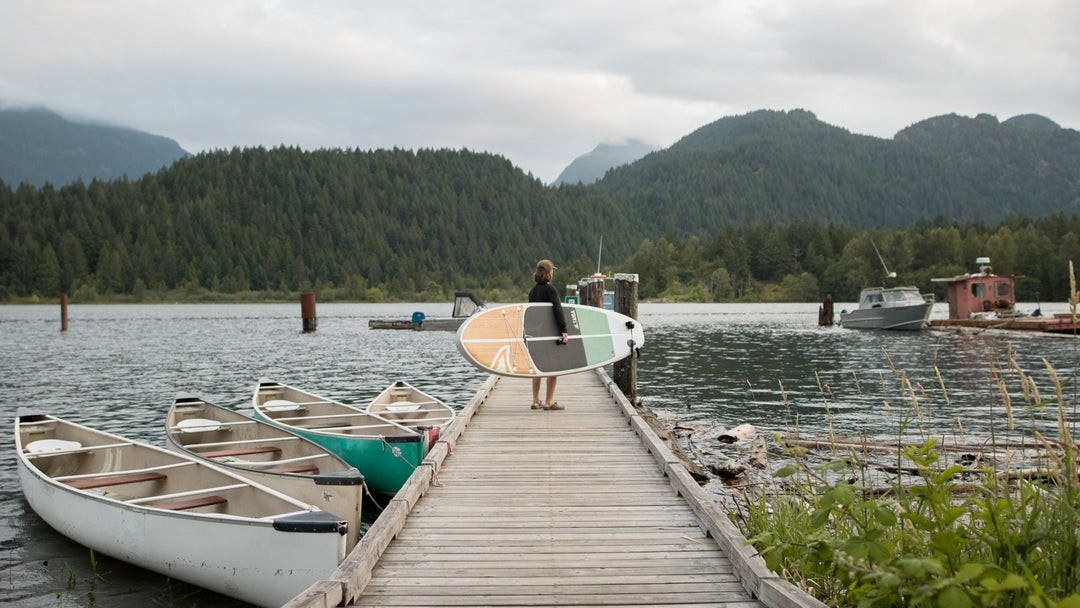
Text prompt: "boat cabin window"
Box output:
[[971, 282, 986, 298], [995, 281, 1011, 298]]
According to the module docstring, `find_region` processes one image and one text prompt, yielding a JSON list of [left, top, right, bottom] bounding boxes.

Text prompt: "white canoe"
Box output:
[[366, 380, 456, 432], [15, 411, 348, 608], [165, 392, 367, 552]]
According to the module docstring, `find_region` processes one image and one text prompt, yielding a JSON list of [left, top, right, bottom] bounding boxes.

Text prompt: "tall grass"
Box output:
[[734, 264, 1080, 607]]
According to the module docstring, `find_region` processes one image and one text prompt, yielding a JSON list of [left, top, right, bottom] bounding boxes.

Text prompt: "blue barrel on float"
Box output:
[[412, 311, 425, 324]]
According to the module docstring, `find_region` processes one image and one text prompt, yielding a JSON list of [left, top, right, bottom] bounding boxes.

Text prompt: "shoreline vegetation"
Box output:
[[673, 352, 1079, 607], [665, 267, 1080, 607]]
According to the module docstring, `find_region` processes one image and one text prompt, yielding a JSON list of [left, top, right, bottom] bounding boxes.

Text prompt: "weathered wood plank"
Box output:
[[282, 371, 820, 608]]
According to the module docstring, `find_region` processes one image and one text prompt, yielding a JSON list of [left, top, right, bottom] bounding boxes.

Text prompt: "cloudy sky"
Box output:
[[3, 0, 1078, 183]]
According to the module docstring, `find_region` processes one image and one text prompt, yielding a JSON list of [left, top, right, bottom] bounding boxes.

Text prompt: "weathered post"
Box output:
[[613, 273, 639, 402], [580, 275, 604, 308], [301, 293, 317, 332], [818, 294, 834, 326], [60, 293, 68, 332]]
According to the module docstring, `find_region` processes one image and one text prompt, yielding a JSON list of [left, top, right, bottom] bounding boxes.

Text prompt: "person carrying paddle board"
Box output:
[[528, 259, 567, 410]]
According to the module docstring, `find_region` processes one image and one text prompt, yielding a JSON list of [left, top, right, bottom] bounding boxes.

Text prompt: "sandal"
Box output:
[[530, 402, 543, 410], [542, 402, 564, 410]]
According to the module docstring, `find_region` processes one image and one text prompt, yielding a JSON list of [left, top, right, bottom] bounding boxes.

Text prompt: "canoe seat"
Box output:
[[265, 464, 320, 474], [383, 402, 422, 412], [174, 418, 224, 433], [152, 495, 227, 511], [196, 445, 282, 459], [26, 439, 82, 453], [263, 399, 303, 412], [66, 471, 168, 490]]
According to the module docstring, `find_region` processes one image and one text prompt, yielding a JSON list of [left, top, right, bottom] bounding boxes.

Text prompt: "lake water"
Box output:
[[2, 301, 1077, 607]]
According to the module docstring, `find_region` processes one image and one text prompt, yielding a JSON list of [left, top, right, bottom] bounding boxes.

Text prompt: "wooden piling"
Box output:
[[818, 294, 834, 326], [60, 293, 68, 332], [578, 275, 604, 308], [301, 293, 317, 332], [613, 273, 639, 402]]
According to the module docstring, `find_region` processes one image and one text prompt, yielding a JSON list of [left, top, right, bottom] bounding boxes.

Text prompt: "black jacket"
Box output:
[[528, 282, 567, 334]]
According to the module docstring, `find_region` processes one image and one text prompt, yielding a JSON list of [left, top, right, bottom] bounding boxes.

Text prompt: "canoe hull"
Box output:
[[367, 380, 455, 431], [15, 414, 346, 608], [252, 380, 429, 495], [166, 394, 366, 551], [265, 425, 425, 495], [19, 467, 342, 607]]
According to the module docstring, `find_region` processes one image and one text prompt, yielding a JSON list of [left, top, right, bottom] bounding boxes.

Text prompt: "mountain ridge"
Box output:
[[551, 138, 657, 186], [595, 108, 1080, 232], [0, 106, 189, 187]]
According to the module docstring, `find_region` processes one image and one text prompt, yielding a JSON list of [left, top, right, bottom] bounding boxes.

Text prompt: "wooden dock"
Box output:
[[929, 313, 1078, 334], [286, 370, 825, 608]]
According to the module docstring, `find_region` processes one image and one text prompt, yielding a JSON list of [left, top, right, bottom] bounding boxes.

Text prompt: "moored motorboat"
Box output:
[[839, 286, 934, 330], [839, 240, 934, 331], [251, 379, 433, 495], [15, 412, 348, 608], [366, 380, 455, 432], [165, 392, 366, 551]]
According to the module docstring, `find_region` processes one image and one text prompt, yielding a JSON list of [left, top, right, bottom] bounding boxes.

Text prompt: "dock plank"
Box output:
[[345, 372, 773, 608], [286, 371, 826, 608]]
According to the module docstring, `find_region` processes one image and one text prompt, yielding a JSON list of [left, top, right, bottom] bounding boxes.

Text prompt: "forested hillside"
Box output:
[[3, 109, 1080, 305], [626, 215, 1079, 304], [0, 147, 635, 302], [597, 109, 1080, 233]]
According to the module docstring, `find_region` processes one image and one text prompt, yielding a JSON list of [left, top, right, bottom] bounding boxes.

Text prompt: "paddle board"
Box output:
[[455, 303, 644, 377]]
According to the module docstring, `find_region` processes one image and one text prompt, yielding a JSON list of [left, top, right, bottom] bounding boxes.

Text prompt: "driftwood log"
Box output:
[[709, 459, 746, 478], [719, 423, 756, 443]]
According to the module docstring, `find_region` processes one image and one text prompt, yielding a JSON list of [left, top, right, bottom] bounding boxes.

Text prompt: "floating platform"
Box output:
[[929, 313, 1078, 334], [368, 292, 483, 332], [367, 319, 420, 330]]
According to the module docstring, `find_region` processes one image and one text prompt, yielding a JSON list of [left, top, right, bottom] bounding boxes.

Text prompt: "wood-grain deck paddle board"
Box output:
[[455, 303, 644, 377]]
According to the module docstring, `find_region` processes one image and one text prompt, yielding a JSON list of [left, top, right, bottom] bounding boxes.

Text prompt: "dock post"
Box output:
[[818, 293, 834, 326], [613, 273, 639, 402], [580, 276, 604, 308], [301, 293, 317, 332], [60, 293, 68, 332]]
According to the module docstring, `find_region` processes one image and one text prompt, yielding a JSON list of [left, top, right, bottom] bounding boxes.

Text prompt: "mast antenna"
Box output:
[[870, 239, 896, 279], [596, 236, 603, 275]]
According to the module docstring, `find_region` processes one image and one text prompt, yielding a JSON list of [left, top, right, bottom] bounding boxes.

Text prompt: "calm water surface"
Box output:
[[1, 301, 1077, 607]]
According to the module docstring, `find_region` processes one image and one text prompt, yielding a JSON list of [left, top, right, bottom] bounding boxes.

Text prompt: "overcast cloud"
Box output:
[[3, 0, 1077, 183]]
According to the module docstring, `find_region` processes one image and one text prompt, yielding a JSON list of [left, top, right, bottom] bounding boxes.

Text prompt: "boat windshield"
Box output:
[[884, 289, 927, 304]]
